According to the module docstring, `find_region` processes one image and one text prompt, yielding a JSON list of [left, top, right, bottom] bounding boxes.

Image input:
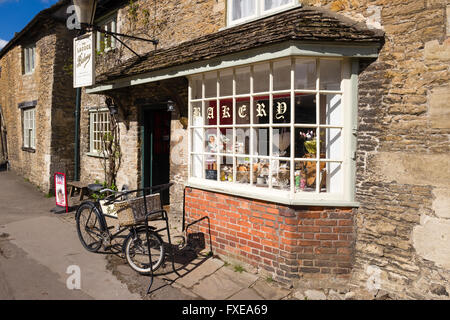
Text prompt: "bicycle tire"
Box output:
[[76, 202, 105, 252], [124, 228, 165, 274]]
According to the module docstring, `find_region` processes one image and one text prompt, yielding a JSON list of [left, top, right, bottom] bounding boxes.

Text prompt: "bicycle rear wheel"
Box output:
[[76, 202, 104, 252], [124, 228, 165, 274]]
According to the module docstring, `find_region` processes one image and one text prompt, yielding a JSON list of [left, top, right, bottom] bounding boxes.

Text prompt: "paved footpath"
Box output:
[[0, 171, 294, 300]]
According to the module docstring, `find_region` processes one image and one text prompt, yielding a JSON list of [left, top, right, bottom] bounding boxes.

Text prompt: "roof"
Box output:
[[0, 0, 69, 59], [95, 5, 384, 84]]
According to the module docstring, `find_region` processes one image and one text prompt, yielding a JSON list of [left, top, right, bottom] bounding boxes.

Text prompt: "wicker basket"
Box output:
[[114, 193, 162, 227]]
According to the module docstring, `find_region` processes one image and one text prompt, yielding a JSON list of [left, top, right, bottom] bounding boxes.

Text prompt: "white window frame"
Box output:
[[23, 108, 36, 149], [89, 108, 111, 156], [23, 45, 36, 75], [227, 0, 297, 26], [96, 13, 118, 52], [187, 56, 356, 206]]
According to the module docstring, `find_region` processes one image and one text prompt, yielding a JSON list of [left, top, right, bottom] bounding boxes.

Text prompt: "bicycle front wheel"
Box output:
[[76, 202, 104, 252], [124, 228, 165, 274]]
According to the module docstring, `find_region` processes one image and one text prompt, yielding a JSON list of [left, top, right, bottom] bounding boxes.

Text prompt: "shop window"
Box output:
[[189, 57, 351, 203], [89, 109, 111, 155], [228, 0, 295, 26], [96, 14, 117, 52], [23, 108, 36, 149], [23, 44, 36, 74]]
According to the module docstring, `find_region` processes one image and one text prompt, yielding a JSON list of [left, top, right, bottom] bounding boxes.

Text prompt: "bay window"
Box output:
[[188, 57, 355, 204]]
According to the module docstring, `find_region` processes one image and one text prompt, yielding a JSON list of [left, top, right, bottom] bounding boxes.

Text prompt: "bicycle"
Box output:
[[75, 183, 174, 274]]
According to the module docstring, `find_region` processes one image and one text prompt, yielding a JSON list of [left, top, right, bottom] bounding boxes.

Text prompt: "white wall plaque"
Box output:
[[74, 32, 95, 88]]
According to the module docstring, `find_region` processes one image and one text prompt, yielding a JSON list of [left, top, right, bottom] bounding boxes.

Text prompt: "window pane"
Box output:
[[205, 155, 217, 180], [235, 127, 250, 155], [272, 127, 290, 157], [219, 99, 233, 125], [205, 101, 217, 125], [322, 161, 343, 193], [219, 128, 233, 154], [273, 59, 291, 91], [320, 94, 342, 126], [219, 69, 233, 96], [191, 101, 203, 126], [191, 154, 203, 178], [205, 129, 218, 153], [271, 159, 290, 190], [236, 97, 250, 124], [295, 94, 316, 124], [264, 0, 291, 11], [320, 128, 342, 160], [295, 58, 316, 90], [253, 158, 269, 187], [294, 160, 317, 193], [236, 157, 250, 184], [295, 128, 316, 158], [219, 156, 234, 182], [253, 63, 269, 93], [191, 128, 203, 153], [204, 72, 217, 98], [272, 95, 290, 124], [253, 96, 269, 124], [232, 0, 256, 20], [235, 67, 250, 95], [253, 128, 269, 156], [191, 76, 202, 99], [320, 59, 341, 90]]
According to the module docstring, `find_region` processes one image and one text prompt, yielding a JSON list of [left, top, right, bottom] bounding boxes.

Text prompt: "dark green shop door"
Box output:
[[142, 107, 171, 205]]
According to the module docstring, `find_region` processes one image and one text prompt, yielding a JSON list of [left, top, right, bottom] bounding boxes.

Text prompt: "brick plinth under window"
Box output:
[[185, 187, 355, 283]]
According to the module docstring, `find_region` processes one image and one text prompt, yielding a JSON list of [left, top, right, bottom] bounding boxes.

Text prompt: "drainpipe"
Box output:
[[74, 87, 81, 181]]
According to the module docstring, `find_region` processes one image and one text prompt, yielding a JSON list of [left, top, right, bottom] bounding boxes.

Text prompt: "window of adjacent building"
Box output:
[[188, 57, 350, 202], [228, 0, 295, 25], [89, 110, 111, 154], [23, 45, 36, 74], [23, 108, 36, 149], [96, 14, 117, 52]]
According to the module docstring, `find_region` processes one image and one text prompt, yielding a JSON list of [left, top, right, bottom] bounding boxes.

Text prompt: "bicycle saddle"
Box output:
[[87, 184, 103, 192]]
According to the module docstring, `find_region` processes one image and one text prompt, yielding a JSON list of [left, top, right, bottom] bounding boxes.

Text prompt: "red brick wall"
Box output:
[[185, 187, 355, 283]]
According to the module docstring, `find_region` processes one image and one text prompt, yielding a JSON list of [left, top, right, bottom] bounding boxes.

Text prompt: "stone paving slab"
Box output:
[[251, 279, 291, 300], [218, 266, 259, 288], [175, 257, 224, 288], [229, 288, 264, 300], [191, 272, 244, 300]]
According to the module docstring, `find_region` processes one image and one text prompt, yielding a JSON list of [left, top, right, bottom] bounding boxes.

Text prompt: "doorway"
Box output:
[[142, 106, 171, 205]]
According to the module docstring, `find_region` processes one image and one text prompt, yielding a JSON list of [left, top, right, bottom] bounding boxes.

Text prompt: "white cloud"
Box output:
[[0, 39, 8, 50]]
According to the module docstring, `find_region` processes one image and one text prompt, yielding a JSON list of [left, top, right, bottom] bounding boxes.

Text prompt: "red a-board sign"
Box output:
[[54, 172, 68, 212]]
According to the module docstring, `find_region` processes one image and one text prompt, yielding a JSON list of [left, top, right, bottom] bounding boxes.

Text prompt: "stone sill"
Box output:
[[85, 152, 107, 159], [22, 147, 35, 153]]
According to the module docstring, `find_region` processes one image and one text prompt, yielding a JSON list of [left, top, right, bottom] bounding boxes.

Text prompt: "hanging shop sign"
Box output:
[[54, 172, 68, 212], [73, 32, 95, 88]]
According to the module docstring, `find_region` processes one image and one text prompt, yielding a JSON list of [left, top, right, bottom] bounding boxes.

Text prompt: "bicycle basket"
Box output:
[[114, 193, 162, 227]]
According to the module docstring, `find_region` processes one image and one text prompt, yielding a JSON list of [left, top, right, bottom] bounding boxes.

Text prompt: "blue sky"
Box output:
[[0, 0, 60, 49]]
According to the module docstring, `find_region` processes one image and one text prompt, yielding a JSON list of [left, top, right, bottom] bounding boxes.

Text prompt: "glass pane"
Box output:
[[232, 0, 256, 20], [236, 67, 250, 95], [253, 96, 269, 124], [295, 58, 316, 90], [205, 155, 217, 180], [272, 127, 290, 157], [320, 59, 341, 90], [295, 94, 316, 124], [295, 128, 316, 158], [235, 127, 250, 155], [264, 0, 291, 11], [191, 128, 203, 153], [204, 72, 217, 98], [191, 76, 202, 99], [236, 97, 250, 124], [272, 95, 290, 124], [320, 128, 342, 160], [273, 59, 291, 91], [294, 160, 317, 193], [271, 159, 290, 191], [219, 156, 234, 182], [191, 102, 202, 126], [219, 69, 233, 96], [253, 158, 269, 188], [219, 99, 233, 125], [191, 155, 203, 178], [205, 101, 217, 125], [219, 128, 233, 154], [322, 161, 343, 193], [320, 94, 342, 125], [253, 128, 269, 156], [236, 157, 250, 184], [205, 129, 218, 153], [253, 63, 270, 93]]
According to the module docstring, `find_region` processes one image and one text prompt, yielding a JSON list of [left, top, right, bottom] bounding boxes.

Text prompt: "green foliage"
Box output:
[[233, 265, 245, 273]]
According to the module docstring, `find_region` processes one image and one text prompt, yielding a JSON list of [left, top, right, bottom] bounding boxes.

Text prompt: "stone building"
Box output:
[[78, 0, 449, 299], [0, 0, 77, 192]]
